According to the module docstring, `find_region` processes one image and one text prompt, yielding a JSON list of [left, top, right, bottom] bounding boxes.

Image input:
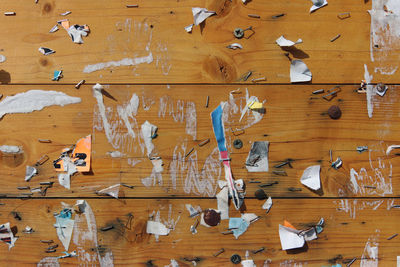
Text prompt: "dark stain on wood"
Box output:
[[328, 254, 343, 264], [39, 58, 49, 67], [42, 2, 53, 14]]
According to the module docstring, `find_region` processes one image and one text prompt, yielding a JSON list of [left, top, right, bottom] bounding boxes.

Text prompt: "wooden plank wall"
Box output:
[[0, 0, 399, 266]]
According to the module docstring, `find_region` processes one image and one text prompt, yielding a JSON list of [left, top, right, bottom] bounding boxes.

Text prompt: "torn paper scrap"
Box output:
[[310, 0, 327, 13], [0, 145, 21, 153], [226, 43, 243, 50], [38, 47, 55, 55], [241, 213, 259, 224], [54, 208, 74, 251], [97, 184, 120, 199], [192, 7, 216, 25], [229, 218, 250, 239], [248, 101, 263, 110], [279, 224, 305, 250], [0, 90, 81, 119], [67, 24, 90, 44], [141, 121, 158, 157], [25, 166, 37, 181], [300, 165, 321, 191], [146, 221, 170, 235], [290, 60, 312, 83], [262, 197, 273, 213], [0, 222, 18, 249], [185, 204, 202, 217], [61, 11, 71, 16], [56, 157, 77, 189], [241, 259, 256, 267], [52, 70, 63, 81], [301, 227, 318, 241], [165, 259, 179, 267], [245, 141, 269, 172], [49, 24, 58, 33], [386, 145, 400, 155], [185, 24, 194, 33], [276, 35, 303, 47], [71, 135, 91, 172], [216, 186, 229, 220]]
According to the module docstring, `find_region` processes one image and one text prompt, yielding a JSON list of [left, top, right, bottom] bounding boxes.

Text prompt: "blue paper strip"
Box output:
[[211, 104, 227, 152]]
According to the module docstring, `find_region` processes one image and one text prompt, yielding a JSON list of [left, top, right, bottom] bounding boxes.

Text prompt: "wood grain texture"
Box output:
[[0, 84, 397, 198], [0, 0, 383, 83], [0, 198, 398, 266]]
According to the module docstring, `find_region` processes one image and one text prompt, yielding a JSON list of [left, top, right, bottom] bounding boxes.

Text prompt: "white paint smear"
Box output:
[[170, 141, 221, 196], [0, 145, 21, 153], [348, 142, 392, 196], [360, 231, 379, 267], [335, 199, 384, 219], [0, 90, 81, 119], [83, 54, 153, 73], [364, 64, 375, 118], [369, 0, 400, 75], [73, 200, 114, 266]]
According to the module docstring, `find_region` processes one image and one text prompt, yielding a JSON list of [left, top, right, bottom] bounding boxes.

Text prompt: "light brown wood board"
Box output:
[[0, 0, 387, 83], [0, 198, 398, 266], [0, 84, 397, 198]]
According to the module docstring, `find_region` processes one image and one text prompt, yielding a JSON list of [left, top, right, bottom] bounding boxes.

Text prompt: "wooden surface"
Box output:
[[0, 0, 399, 266]]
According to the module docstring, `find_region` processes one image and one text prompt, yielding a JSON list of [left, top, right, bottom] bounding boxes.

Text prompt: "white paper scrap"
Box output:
[[216, 187, 229, 220], [25, 166, 37, 182], [290, 60, 312, 83], [141, 121, 157, 157], [185, 24, 194, 33], [279, 224, 305, 250], [146, 221, 170, 235], [300, 165, 321, 191], [227, 43, 243, 50], [245, 141, 269, 172], [49, 24, 58, 33], [241, 259, 256, 267], [262, 197, 273, 212], [386, 145, 400, 155], [276, 35, 303, 47], [310, 0, 328, 13], [241, 213, 259, 224], [0, 145, 21, 153], [0, 90, 81, 119], [192, 7, 216, 26], [67, 25, 89, 44], [97, 184, 120, 199]]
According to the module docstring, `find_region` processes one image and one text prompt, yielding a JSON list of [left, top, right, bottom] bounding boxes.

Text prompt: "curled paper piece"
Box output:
[[310, 0, 328, 13], [146, 221, 170, 235], [386, 145, 400, 155], [25, 166, 38, 181], [226, 43, 243, 50], [276, 35, 303, 47], [262, 197, 273, 212], [290, 60, 312, 83], [300, 165, 321, 191], [97, 184, 120, 199], [0, 222, 18, 249], [192, 7, 216, 26], [279, 224, 305, 250]]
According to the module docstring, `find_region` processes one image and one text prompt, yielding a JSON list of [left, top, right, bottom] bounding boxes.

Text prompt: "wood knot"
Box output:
[[39, 58, 49, 67], [202, 55, 236, 82], [42, 2, 54, 14]]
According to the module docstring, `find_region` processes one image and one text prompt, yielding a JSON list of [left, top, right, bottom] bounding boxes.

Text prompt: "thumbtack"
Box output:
[[38, 139, 51, 143], [233, 26, 253, 39], [17, 186, 30, 190], [205, 96, 209, 108], [243, 71, 252, 81], [40, 240, 54, 244], [121, 183, 135, 189], [252, 247, 265, 254], [231, 128, 244, 136], [273, 170, 287, 176], [288, 187, 302, 192], [4, 12, 16, 16], [100, 225, 114, 231], [346, 257, 356, 267], [185, 147, 194, 158], [259, 181, 279, 187], [45, 249, 57, 253], [126, 4, 139, 7]]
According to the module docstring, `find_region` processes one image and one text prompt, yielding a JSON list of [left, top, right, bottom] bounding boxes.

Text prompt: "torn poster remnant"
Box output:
[[54, 208, 74, 251], [96, 184, 120, 199], [300, 165, 321, 191], [0, 90, 81, 119], [276, 36, 302, 47], [146, 221, 170, 236], [310, 0, 328, 13], [245, 141, 269, 172], [0, 145, 21, 154], [290, 60, 312, 83], [192, 7, 216, 26], [0, 222, 18, 249], [368, 0, 400, 75]]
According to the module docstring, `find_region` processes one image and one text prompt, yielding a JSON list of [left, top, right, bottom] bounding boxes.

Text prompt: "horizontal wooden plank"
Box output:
[[0, 198, 398, 266], [0, 84, 398, 198], [0, 0, 389, 83]]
